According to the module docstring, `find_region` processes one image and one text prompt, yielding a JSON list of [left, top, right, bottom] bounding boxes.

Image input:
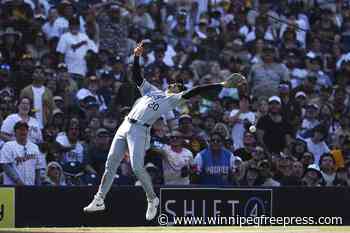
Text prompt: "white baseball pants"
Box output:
[[96, 120, 156, 201]]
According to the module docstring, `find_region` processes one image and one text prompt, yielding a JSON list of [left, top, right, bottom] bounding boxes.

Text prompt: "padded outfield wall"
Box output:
[[0, 186, 349, 227]]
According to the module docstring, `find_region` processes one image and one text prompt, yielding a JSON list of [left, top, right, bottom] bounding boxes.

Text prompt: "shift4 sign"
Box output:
[[0, 188, 15, 228], [160, 188, 272, 222]]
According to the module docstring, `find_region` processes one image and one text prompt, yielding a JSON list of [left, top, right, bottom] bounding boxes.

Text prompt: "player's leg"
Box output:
[[97, 135, 127, 199], [127, 130, 159, 220], [84, 134, 127, 212]]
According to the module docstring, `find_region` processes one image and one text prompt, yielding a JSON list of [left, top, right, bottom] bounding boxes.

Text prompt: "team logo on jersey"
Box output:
[[15, 154, 36, 165]]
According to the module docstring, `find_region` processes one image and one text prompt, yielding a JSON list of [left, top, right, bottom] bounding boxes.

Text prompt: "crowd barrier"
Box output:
[[0, 186, 349, 227]]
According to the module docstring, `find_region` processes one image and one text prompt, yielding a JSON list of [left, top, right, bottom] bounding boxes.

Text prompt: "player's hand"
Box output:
[[134, 40, 145, 57], [222, 73, 247, 88]]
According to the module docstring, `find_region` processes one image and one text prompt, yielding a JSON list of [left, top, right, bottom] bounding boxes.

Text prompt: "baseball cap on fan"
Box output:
[[179, 114, 192, 123], [268, 96, 282, 104], [96, 128, 109, 137], [14, 121, 29, 131], [295, 91, 307, 99]]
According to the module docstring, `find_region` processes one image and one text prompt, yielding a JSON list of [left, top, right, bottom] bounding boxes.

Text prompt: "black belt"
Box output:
[[128, 118, 151, 128]]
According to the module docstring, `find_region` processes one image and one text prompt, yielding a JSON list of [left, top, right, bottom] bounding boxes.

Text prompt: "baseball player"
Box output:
[[84, 41, 246, 220], [0, 121, 43, 186]]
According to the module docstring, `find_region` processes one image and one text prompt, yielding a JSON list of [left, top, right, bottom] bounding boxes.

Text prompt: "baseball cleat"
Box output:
[[83, 196, 105, 213], [146, 197, 159, 221]]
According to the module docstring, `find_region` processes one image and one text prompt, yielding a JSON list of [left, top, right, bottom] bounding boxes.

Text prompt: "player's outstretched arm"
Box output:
[[132, 41, 145, 87], [182, 73, 247, 99], [182, 83, 223, 99]]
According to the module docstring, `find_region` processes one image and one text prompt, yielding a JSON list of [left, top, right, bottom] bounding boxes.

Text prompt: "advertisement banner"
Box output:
[[160, 187, 272, 222], [0, 187, 15, 228]]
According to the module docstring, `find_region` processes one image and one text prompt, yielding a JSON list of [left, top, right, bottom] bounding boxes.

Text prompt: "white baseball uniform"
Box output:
[[1, 114, 43, 144], [97, 80, 184, 200], [0, 141, 44, 185]]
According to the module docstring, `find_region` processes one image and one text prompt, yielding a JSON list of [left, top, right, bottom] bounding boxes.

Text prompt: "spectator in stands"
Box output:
[[248, 45, 289, 98], [97, 2, 130, 57], [290, 139, 308, 160], [26, 32, 49, 61], [299, 151, 315, 170], [131, 3, 155, 33], [55, 118, 86, 167], [291, 161, 305, 181], [257, 159, 280, 187], [193, 132, 238, 185], [161, 131, 193, 185], [42, 8, 65, 39], [45, 161, 66, 186], [1, 97, 42, 144], [304, 125, 331, 164], [301, 164, 325, 187], [256, 96, 293, 155], [178, 114, 206, 154], [56, 17, 98, 81], [334, 167, 349, 186], [0, 27, 25, 69], [240, 166, 260, 187], [234, 129, 257, 161], [85, 128, 110, 179], [20, 66, 56, 129], [76, 75, 107, 113], [0, 122, 44, 186], [300, 103, 320, 137], [229, 94, 256, 150], [319, 153, 337, 186]]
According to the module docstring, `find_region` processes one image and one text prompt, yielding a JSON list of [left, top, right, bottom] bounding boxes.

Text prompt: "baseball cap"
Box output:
[[179, 114, 192, 122], [77, 91, 93, 101], [47, 161, 62, 170], [257, 159, 271, 168], [52, 108, 64, 117], [110, 4, 120, 10], [96, 128, 109, 136], [306, 51, 317, 59], [57, 63, 68, 70], [279, 83, 290, 93], [268, 96, 282, 104], [53, 96, 64, 102], [295, 91, 307, 99], [145, 162, 158, 170], [306, 103, 319, 110], [14, 121, 29, 131], [305, 164, 322, 177]]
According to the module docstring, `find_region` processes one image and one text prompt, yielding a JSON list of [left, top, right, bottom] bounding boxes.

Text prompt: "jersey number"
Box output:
[[148, 102, 159, 111]]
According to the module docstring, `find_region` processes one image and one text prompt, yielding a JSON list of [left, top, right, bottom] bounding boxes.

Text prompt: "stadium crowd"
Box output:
[[0, 0, 350, 187]]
